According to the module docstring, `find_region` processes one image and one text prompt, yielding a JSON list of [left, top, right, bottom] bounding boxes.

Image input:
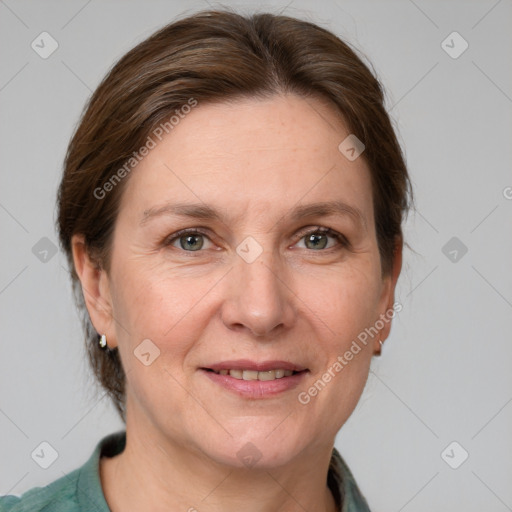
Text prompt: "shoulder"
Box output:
[[0, 467, 81, 512], [1, 430, 125, 512]]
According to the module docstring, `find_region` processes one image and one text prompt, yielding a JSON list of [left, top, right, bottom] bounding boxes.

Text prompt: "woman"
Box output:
[[1, 8, 411, 512]]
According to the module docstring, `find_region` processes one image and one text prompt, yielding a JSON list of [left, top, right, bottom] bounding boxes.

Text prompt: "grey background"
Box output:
[[1, 0, 511, 510]]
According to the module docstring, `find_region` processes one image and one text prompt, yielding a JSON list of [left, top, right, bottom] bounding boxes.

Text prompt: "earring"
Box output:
[[99, 334, 107, 349], [376, 339, 383, 356]]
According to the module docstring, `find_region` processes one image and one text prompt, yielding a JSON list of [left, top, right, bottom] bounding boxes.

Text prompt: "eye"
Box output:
[[164, 226, 347, 253], [165, 228, 214, 252], [295, 227, 348, 251]]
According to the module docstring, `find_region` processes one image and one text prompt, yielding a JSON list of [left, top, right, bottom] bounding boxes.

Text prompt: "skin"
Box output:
[[72, 93, 402, 512]]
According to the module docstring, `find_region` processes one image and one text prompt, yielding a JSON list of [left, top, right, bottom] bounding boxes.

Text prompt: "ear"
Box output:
[[373, 236, 403, 353], [71, 234, 117, 349]]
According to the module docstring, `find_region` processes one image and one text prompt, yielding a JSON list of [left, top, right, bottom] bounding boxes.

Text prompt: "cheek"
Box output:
[[109, 268, 204, 411], [297, 261, 383, 344], [111, 261, 200, 336], [109, 261, 224, 384], [294, 264, 381, 415]]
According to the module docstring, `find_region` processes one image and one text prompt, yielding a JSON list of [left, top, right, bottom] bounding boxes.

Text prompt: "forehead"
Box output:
[[119, 94, 374, 228]]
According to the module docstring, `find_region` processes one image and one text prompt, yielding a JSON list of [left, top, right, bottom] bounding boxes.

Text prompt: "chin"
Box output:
[[197, 422, 309, 470]]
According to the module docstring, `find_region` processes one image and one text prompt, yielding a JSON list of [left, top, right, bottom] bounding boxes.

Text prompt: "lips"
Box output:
[[201, 360, 308, 396], [207, 359, 305, 370]]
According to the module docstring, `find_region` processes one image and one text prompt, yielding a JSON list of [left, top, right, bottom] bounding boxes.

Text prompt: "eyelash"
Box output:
[[295, 226, 348, 248], [164, 226, 349, 252]]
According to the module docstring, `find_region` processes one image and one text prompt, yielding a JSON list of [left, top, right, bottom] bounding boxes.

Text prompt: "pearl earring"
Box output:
[[99, 334, 107, 349]]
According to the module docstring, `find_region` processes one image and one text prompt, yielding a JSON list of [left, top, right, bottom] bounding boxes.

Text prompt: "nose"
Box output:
[[220, 249, 296, 339]]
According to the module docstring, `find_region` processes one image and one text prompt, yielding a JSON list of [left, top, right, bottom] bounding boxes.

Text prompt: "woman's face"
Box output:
[[84, 94, 400, 467]]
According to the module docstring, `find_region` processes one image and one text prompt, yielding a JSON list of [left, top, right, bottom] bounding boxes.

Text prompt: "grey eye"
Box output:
[[178, 234, 205, 251], [304, 232, 329, 250]]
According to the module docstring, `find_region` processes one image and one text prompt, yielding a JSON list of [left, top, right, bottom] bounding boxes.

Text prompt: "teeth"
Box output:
[[213, 368, 298, 380], [258, 370, 276, 381]]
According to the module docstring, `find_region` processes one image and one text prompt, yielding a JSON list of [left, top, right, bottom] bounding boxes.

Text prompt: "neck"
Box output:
[[100, 411, 338, 512]]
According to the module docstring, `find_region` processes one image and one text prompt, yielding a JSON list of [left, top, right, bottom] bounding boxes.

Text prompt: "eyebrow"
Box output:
[[141, 200, 367, 230]]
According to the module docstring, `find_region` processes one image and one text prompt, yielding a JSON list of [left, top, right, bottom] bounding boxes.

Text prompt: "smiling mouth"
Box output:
[[204, 368, 304, 381], [201, 362, 308, 397]]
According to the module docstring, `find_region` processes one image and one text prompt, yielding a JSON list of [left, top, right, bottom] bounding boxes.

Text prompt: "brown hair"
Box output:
[[57, 8, 412, 421]]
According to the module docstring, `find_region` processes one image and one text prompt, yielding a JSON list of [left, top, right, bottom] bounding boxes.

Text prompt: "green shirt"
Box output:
[[1, 431, 371, 511]]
